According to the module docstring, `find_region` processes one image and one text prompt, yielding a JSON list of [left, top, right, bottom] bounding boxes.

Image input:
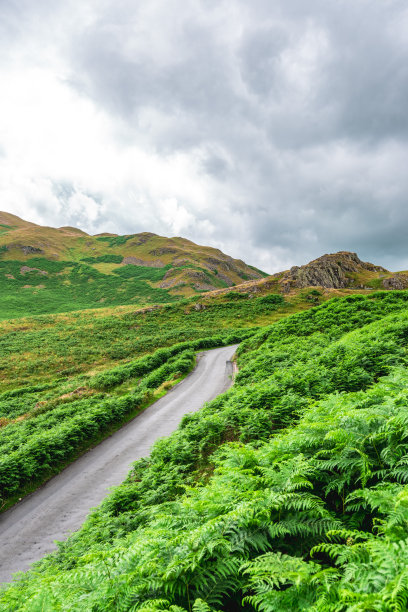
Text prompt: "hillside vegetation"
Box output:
[[0, 288, 297, 506], [2, 212, 407, 322], [0, 286, 327, 392], [3, 291, 408, 610], [0, 269, 365, 508], [0, 212, 266, 318]]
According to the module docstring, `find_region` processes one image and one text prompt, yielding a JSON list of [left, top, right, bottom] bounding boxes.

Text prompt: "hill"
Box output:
[[0, 212, 267, 319], [205, 250, 408, 300]]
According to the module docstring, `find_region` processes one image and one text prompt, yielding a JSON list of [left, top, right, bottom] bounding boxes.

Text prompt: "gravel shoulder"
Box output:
[[0, 344, 238, 583]]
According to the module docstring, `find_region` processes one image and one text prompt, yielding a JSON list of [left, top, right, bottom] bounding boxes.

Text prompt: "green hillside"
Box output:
[[3, 291, 408, 610], [0, 287, 305, 507], [0, 212, 267, 319]]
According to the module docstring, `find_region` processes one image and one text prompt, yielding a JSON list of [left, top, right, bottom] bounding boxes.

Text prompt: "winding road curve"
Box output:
[[0, 344, 238, 583]]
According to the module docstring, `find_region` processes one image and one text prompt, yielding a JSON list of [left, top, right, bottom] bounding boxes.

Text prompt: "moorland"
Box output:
[[2, 214, 408, 610]]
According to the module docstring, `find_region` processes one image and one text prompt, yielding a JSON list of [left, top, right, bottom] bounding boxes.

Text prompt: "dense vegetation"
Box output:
[[0, 331, 253, 506], [0, 258, 181, 319], [0, 213, 268, 318], [3, 291, 408, 610], [0, 291, 289, 390]]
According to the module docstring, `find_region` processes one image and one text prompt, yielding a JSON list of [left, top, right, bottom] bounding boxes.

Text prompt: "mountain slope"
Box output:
[[0, 212, 267, 319]]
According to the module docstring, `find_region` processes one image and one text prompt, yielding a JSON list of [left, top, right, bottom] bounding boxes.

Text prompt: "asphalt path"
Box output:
[[0, 344, 238, 583]]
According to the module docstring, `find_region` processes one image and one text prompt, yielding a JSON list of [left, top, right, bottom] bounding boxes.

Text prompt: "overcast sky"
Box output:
[[0, 0, 407, 272]]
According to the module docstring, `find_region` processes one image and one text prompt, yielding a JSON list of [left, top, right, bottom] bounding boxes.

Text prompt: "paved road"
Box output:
[[0, 344, 238, 583]]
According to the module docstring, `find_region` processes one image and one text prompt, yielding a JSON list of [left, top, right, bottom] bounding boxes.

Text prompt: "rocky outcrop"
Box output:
[[203, 256, 262, 281], [128, 233, 157, 246], [159, 268, 184, 289], [121, 256, 165, 268], [382, 274, 408, 290], [160, 268, 216, 291], [19, 245, 44, 255], [279, 252, 388, 292], [149, 247, 178, 256], [217, 272, 234, 285]]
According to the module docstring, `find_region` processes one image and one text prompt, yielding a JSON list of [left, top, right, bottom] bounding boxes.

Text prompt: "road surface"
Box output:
[[0, 344, 238, 583]]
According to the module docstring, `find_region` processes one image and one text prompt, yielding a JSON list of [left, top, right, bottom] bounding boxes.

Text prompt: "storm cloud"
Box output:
[[0, 0, 407, 272]]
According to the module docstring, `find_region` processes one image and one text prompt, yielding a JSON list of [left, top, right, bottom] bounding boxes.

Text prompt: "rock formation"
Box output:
[[279, 251, 388, 292]]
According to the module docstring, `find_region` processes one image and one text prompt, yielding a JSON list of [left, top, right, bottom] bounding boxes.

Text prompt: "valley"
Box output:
[[1, 214, 408, 610]]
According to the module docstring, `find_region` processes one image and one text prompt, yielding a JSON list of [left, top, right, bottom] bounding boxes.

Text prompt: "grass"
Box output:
[[0, 258, 179, 319], [0, 214, 268, 315], [0, 283, 392, 393]]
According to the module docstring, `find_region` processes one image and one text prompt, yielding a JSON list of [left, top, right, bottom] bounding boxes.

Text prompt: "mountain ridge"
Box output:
[[1, 211, 407, 320]]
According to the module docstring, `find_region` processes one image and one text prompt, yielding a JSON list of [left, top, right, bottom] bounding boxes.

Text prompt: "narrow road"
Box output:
[[0, 344, 238, 583]]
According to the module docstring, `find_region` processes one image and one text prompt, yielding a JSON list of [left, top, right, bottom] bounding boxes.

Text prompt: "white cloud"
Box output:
[[158, 198, 194, 235], [0, 0, 407, 273]]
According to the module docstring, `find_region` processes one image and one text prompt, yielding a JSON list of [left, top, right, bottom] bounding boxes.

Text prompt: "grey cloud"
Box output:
[[201, 154, 230, 180], [65, 0, 408, 270], [1, 0, 408, 273], [238, 25, 289, 99]]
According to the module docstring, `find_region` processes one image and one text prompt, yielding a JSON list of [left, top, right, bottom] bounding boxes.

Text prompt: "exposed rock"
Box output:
[[149, 247, 178, 256], [140, 305, 161, 313], [20, 246, 44, 255], [160, 278, 184, 289], [217, 272, 234, 285], [205, 256, 225, 267], [161, 269, 176, 281], [194, 303, 206, 311], [279, 252, 388, 291], [193, 282, 216, 291], [159, 268, 181, 288], [121, 256, 165, 268], [382, 274, 408, 290], [202, 255, 261, 281], [173, 258, 191, 267], [128, 233, 157, 246], [160, 267, 217, 291]]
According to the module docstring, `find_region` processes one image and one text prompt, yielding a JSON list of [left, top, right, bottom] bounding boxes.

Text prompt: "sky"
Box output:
[[0, 0, 407, 273]]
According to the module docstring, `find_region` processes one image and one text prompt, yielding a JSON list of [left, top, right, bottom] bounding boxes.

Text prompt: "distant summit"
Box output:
[[279, 251, 388, 291], [204, 251, 408, 301]]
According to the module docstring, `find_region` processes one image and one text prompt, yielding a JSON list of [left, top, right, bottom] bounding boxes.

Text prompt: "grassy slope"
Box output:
[[0, 213, 267, 318], [0, 286, 397, 505], [0, 283, 375, 393], [3, 291, 408, 610], [0, 290, 292, 507]]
